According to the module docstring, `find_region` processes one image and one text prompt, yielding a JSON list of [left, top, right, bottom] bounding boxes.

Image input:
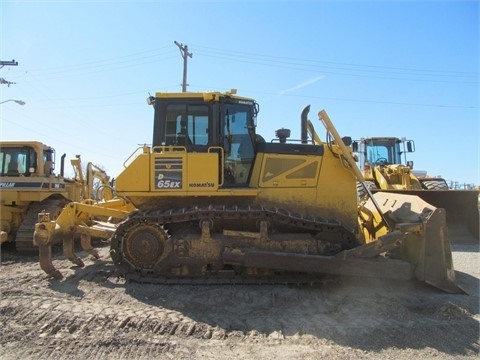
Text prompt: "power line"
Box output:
[[6, 44, 477, 86], [191, 44, 477, 78], [193, 50, 477, 85], [188, 85, 477, 109], [5, 48, 177, 81], [16, 47, 172, 74]]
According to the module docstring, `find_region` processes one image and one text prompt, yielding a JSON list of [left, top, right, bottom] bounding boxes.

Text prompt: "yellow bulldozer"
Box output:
[[351, 137, 479, 241], [33, 91, 464, 294], [0, 141, 113, 252]]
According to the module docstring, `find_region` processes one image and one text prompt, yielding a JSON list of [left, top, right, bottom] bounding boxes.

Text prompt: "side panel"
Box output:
[[151, 152, 219, 192], [258, 155, 320, 188], [116, 150, 220, 194], [115, 152, 150, 192], [252, 144, 358, 231], [251, 151, 321, 215], [186, 153, 219, 192], [0, 177, 70, 204]]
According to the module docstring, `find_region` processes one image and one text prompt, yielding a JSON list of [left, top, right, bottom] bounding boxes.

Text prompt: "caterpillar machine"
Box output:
[[34, 90, 464, 293], [351, 137, 479, 241], [0, 141, 113, 252]]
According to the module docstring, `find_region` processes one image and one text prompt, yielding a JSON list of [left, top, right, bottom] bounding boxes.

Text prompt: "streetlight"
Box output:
[[0, 99, 26, 105]]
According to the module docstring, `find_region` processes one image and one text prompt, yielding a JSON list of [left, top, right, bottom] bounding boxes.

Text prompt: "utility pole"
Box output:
[[174, 41, 192, 92], [0, 59, 18, 87]]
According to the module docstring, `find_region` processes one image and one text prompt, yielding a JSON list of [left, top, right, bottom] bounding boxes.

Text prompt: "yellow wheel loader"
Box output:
[[34, 91, 463, 293], [351, 137, 479, 241], [0, 141, 113, 252]]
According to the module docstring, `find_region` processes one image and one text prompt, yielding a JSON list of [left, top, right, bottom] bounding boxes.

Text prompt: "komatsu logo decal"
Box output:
[[154, 157, 183, 189], [189, 182, 214, 188]]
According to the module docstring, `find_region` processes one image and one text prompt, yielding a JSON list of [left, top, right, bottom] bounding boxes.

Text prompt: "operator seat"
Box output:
[[176, 117, 192, 146], [237, 136, 254, 161], [44, 161, 53, 175], [7, 161, 19, 176]]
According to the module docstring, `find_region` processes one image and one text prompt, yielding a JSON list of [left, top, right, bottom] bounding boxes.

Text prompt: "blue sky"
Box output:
[[1, 1, 478, 186]]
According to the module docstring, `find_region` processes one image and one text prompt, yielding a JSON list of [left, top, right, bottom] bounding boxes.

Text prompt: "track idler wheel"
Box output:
[[111, 221, 170, 275]]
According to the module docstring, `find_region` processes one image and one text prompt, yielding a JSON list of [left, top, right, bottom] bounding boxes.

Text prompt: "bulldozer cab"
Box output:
[[0, 143, 56, 177], [151, 92, 257, 188]]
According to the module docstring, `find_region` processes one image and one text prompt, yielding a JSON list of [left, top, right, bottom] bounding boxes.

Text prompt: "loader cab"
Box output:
[[151, 92, 258, 187], [353, 137, 415, 170]]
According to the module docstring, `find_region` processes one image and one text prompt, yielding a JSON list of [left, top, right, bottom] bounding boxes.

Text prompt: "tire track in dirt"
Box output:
[[1, 290, 477, 344]]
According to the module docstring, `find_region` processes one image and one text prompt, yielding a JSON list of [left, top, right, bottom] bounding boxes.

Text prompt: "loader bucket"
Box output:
[[373, 189, 479, 242], [363, 192, 465, 294]]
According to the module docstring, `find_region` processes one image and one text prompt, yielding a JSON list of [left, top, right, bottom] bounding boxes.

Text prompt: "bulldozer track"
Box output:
[[15, 198, 67, 253], [111, 205, 359, 283]]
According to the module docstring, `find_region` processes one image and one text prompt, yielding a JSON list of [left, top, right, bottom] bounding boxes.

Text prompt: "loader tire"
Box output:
[[356, 181, 378, 201], [421, 180, 449, 190]]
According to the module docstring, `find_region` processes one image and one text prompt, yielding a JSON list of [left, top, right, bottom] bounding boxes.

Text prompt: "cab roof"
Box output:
[[154, 89, 255, 103]]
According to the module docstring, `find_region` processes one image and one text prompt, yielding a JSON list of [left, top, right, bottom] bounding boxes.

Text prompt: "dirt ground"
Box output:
[[0, 241, 478, 360]]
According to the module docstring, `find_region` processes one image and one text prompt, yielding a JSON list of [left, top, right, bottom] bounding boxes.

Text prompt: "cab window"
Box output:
[[223, 104, 255, 186], [164, 104, 210, 147]]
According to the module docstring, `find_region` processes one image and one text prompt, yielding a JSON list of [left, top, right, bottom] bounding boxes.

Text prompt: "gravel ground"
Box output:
[[0, 241, 478, 360]]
